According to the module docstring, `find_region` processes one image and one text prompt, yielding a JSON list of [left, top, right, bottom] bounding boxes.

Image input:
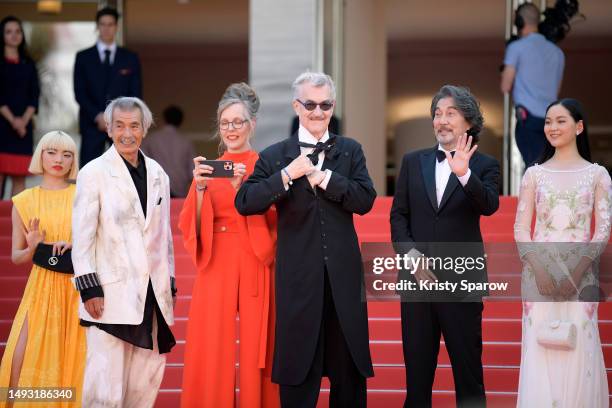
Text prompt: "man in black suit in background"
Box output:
[[74, 7, 142, 167], [390, 85, 500, 408], [236, 72, 375, 408]]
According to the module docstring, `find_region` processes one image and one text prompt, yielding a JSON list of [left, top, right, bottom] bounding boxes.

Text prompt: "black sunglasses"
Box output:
[[296, 99, 334, 112]]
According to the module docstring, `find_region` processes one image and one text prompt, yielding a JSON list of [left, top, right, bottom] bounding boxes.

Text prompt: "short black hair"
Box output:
[[163, 105, 184, 127], [96, 7, 120, 23]]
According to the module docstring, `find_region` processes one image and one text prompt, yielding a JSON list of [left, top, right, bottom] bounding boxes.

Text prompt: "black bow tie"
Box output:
[[436, 150, 455, 163], [298, 137, 336, 165]]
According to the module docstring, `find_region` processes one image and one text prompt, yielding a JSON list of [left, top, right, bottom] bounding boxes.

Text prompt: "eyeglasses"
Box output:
[[219, 119, 248, 130], [296, 99, 334, 112]]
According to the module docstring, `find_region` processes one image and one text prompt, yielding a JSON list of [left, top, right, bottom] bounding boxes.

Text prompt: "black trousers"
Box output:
[[400, 302, 485, 408], [79, 127, 109, 168], [515, 105, 546, 167], [280, 271, 367, 408]]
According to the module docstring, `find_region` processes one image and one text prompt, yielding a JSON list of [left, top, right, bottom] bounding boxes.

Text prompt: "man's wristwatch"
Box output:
[[196, 184, 207, 192]]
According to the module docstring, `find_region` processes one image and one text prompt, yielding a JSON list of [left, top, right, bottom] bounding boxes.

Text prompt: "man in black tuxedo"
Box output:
[[74, 7, 142, 167], [236, 72, 375, 408], [390, 85, 500, 408]]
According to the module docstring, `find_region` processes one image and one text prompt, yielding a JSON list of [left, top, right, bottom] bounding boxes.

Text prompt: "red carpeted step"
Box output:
[[0, 298, 20, 320], [3, 312, 605, 347], [0, 295, 531, 322], [0, 216, 10, 233], [159, 365, 506, 392], [0, 237, 11, 256], [353, 214, 391, 233], [366, 318, 529, 342], [367, 318, 529, 342], [0, 201, 11, 216], [366, 301, 526, 319], [153, 389, 521, 408], [480, 214, 515, 232], [159, 364, 530, 392], [163, 341, 536, 366], [3, 196, 612, 406], [0, 257, 33, 276], [0, 276, 28, 298], [369, 341, 522, 366]]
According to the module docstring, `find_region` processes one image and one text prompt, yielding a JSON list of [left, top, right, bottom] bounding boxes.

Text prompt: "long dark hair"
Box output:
[[0, 16, 30, 62], [536, 98, 591, 164]]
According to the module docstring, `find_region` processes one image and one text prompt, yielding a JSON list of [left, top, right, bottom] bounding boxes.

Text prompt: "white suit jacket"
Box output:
[[72, 146, 175, 325]]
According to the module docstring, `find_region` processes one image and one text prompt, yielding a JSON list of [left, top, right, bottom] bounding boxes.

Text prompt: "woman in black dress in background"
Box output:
[[0, 16, 39, 197]]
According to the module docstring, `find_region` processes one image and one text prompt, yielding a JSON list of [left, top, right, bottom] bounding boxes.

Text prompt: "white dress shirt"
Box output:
[[283, 126, 333, 190], [407, 145, 473, 265], [298, 126, 333, 189], [96, 40, 117, 65], [435, 144, 471, 206]]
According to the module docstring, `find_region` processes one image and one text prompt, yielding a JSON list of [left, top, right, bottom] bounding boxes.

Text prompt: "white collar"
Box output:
[[437, 144, 455, 153], [298, 125, 329, 145], [96, 40, 117, 54]]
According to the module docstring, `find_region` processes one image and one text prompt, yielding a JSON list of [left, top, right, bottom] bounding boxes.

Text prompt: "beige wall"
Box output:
[[130, 43, 248, 159], [5, 0, 610, 187], [386, 36, 612, 187], [0, 2, 97, 21], [387, 38, 505, 173], [124, 0, 249, 159], [344, 0, 387, 194]]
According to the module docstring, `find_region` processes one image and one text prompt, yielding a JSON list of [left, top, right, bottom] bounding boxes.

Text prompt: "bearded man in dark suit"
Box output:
[[390, 85, 500, 408]]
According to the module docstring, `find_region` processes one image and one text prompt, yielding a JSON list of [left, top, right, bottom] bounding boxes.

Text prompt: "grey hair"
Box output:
[[292, 71, 336, 100], [215, 82, 260, 153], [430, 85, 484, 141], [104, 96, 154, 135]]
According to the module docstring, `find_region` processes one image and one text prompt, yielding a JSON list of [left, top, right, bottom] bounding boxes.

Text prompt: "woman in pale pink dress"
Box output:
[[514, 98, 610, 407]]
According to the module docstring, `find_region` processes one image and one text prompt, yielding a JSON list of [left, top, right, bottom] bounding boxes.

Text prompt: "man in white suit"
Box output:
[[72, 96, 176, 407]]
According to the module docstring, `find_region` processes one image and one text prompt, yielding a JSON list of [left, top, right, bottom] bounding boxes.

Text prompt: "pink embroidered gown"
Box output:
[[514, 163, 611, 408]]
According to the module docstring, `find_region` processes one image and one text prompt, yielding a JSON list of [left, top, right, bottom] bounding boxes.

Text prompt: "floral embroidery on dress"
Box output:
[[515, 164, 611, 407]]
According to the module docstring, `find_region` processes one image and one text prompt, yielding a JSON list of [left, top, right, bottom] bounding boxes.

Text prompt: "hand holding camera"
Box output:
[[230, 163, 247, 191], [192, 156, 214, 190]]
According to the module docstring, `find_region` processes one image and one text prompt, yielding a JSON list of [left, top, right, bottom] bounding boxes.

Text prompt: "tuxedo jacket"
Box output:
[[390, 146, 500, 296], [73, 45, 142, 132], [235, 133, 376, 385], [71, 146, 175, 326]]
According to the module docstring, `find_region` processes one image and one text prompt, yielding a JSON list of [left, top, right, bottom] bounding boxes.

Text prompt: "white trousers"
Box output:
[[81, 320, 166, 408]]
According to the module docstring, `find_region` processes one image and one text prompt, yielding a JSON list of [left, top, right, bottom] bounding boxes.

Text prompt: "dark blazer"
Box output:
[[390, 147, 500, 298], [391, 146, 499, 242], [235, 133, 376, 385], [0, 58, 39, 155], [73, 45, 142, 132]]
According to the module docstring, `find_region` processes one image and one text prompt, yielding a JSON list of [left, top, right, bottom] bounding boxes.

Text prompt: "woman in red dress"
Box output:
[[0, 16, 40, 197], [179, 83, 279, 407]]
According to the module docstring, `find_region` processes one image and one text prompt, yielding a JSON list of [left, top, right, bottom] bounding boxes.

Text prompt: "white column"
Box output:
[[249, 0, 320, 150]]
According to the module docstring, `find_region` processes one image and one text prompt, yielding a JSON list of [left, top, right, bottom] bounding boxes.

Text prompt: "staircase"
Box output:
[[1, 197, 610, 407]]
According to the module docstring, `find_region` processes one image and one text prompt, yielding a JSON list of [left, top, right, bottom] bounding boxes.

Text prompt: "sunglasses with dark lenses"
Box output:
[[297, 99, 334, 111]]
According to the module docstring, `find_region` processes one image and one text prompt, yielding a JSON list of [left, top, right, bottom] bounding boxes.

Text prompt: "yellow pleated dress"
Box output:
[[0, 184, 85, 408]]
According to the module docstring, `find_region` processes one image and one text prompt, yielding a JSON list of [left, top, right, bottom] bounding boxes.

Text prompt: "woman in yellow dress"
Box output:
[[0, 131, 85, 408]]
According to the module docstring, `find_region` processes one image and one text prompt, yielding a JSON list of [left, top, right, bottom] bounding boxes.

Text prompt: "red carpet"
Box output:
[[0, 197, 610, 407]]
